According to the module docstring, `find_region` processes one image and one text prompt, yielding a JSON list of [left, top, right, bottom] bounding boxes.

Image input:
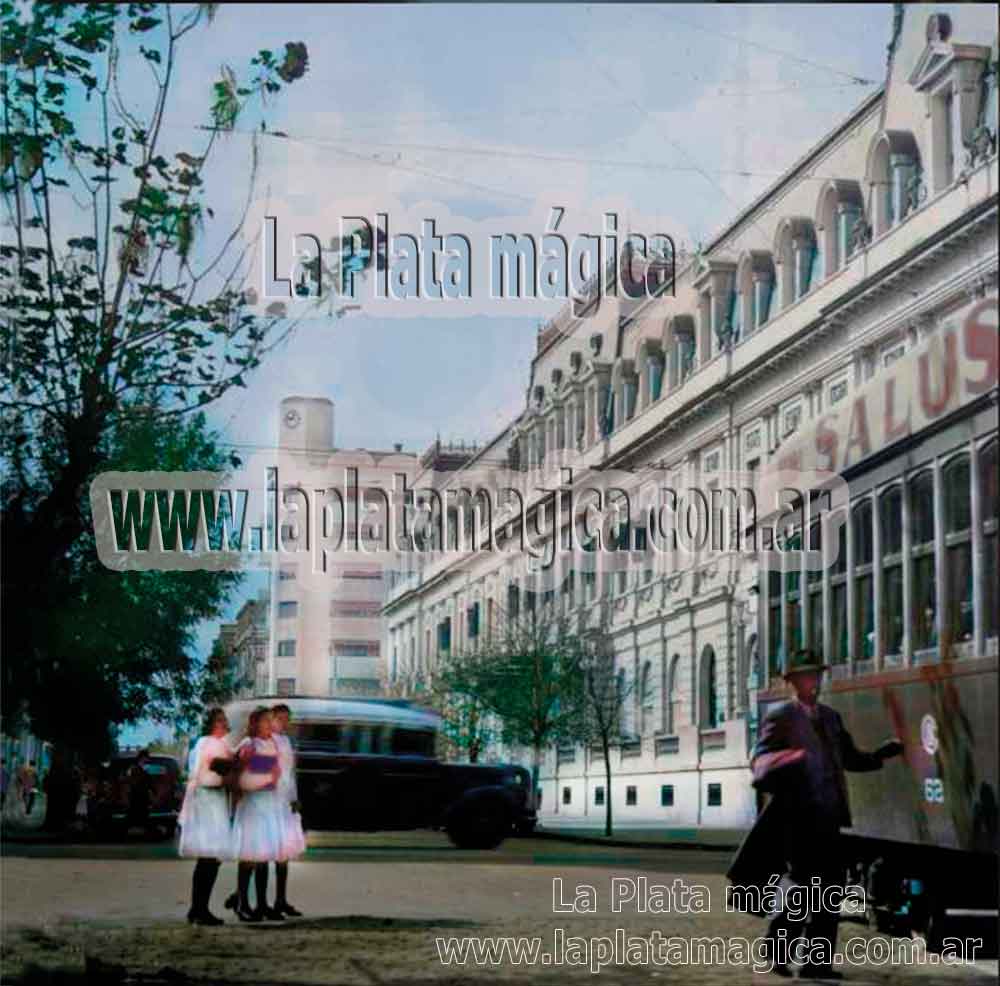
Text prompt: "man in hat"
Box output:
[[728, 649, 903, 979]]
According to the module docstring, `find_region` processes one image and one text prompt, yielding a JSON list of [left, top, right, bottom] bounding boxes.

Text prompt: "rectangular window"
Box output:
[[438, 617, 452, 653], [782, 401, 802, 439], [467, 602, 480, 639], [276, 677, 295, 697], [331, 601, 382, 619], [277, 639, 296, 657], [330, 640, 379, 657], [660, 784, 674, 808], [707, 783, 722, 807], [278, 566, 296, 581], [594, 786, 605, 806], [768, 568, 782, 679], [981, 442, 999, 641], [882, 341, 906, 368], [278, 601, 298, 619], [626, 786, 637, 807], [828, 378, 849, 407], [562, 786, 572, 806]]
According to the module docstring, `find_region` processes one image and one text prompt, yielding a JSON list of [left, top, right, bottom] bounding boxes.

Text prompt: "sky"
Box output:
[[118, 1, 900, 745]]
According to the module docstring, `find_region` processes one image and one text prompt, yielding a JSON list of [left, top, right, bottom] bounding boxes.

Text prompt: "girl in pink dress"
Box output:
[[228, 707, 283, 921]]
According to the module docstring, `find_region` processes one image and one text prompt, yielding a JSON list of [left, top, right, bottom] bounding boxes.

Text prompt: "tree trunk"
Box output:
[[604, 743, 613, 838], [531, 744, 543, 813]]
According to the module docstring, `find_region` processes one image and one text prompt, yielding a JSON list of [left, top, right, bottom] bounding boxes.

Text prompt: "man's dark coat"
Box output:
[[727, 699, 883, 909]]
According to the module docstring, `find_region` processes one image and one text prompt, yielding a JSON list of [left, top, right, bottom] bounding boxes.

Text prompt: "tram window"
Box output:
[[981, 441, 999, 640], [880, 486, 903, 554], [880, 487, 904, 656], [288, 722, 342, 748], [853, 501, 875, 660], [944, 456, 973, 645], [392, 729, 435, 757], [909, 472, 937, 652]]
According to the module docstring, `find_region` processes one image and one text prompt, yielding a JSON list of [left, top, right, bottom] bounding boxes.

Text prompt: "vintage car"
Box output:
[[84, 753, 183, 839], [222, 696, 536, 849]]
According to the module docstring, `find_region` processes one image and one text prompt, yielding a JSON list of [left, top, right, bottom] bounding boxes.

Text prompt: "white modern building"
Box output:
[[264, 396, 419, 698], [383, 5, 998, 832]]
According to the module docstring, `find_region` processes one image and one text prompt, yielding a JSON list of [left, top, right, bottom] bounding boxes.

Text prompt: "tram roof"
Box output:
[[222, 694, 441, 731]]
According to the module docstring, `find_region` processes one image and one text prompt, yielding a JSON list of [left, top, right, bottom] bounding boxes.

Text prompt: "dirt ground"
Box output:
[[2, 851, 997, 985]]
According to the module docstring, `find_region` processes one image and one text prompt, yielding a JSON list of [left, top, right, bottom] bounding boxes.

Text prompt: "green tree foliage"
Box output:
[[24, 404, 243, 759], [455, 605, 589, 797], [434, 648, 497, 765], [0, 3, 309, 750]]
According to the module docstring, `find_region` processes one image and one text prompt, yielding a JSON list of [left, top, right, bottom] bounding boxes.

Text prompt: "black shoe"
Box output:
[[224, 892, 239, 911], [194, 911, 224, 927], [234, 904, 261, 923], [799, 964, 843, 981], [276, 901, 302, 917], [261, 905, 285, 921], [187, 908, 224, 927]]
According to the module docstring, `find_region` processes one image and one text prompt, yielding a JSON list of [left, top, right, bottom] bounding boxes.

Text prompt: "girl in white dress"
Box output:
[[271, 703, 306, 915], [178, 707, 236, 925], [229, 707, 283, 922]]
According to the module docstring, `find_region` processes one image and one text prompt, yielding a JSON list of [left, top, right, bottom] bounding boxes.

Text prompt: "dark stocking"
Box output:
[[275, 861, 289, 907], [237, 861, 254, 912], [253, 861, 268, 914]]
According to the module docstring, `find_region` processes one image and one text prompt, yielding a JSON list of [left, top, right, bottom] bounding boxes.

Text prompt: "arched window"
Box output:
[[865, 130, 922, 238], [616, 668, 632, 737], [735, 251, 775, 338], [943, 455, 973, 645], [636, 339, 665, 409], [980, 440, 999, 641], [880, 486, 904, 656], [815, 180, 865, 275], [773, 218, 818, 310], [909, 470, 937, 652], [699, 646, 719, 729], [664, 654, 681, 733], [639, 660, 654, 736], [611, 359, 638, 429], [664, 315, 697, 389]]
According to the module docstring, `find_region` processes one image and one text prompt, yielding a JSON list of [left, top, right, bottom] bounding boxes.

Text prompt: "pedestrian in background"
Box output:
[[0, 758, 8, 810], [20, 760, 38, 816], [228, 707, 284, 922], [179, 707, 237, 925], [126, 749, 152, 836]]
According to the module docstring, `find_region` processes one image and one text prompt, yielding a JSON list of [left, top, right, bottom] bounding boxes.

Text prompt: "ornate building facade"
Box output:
[[384, 7, 998, 831]]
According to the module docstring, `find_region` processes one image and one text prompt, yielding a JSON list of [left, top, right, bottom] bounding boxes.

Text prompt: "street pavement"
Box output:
[[2, 830, 996, 985]]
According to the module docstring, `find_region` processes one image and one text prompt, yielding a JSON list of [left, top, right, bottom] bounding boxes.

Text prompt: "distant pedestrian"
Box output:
[[127, 750, 153, 835], [179, 707, 237, 925], [20, 761, 38, 816]]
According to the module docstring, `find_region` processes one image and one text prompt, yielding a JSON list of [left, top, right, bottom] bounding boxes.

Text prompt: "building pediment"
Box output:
[[909, 40, 990, 92]]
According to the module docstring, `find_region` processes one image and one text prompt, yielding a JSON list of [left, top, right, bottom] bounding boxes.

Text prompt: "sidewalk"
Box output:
[[532, 824, 745, 851]]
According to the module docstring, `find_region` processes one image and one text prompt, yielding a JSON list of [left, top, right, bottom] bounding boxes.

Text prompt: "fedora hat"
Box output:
[[782, 648, 829, 679]]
